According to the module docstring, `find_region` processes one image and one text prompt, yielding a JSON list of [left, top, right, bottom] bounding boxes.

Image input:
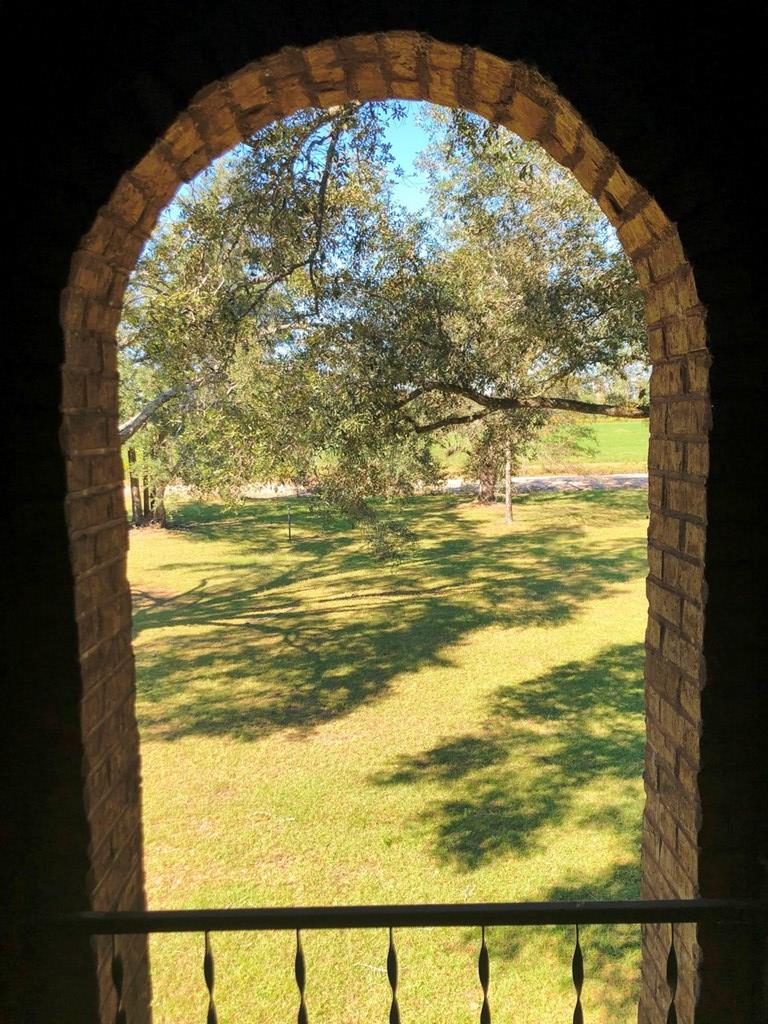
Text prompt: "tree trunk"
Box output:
[[127, 448, 145, 525], [504, 443, 513, 524], [139, 482, 168, 527], [477, 462, 497, 504], [150, 484, 167, 528]]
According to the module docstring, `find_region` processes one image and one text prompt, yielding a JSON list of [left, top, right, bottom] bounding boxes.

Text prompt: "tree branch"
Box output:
[[435, 382, 649, 418], [308, 121, 342, 316], [404, 409, 491, 434], [119, 383, 197, 443]]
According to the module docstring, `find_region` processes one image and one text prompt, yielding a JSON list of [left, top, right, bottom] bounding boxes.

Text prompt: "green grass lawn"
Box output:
[[129, 491, 648, 1022], [434, 417, 649, 476]]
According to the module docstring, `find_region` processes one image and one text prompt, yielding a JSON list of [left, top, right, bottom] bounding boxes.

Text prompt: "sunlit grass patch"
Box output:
[[130, 491, 648, 1022]]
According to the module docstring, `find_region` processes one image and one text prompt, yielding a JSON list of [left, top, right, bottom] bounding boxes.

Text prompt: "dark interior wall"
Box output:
[[4, 3, 766, 1021]]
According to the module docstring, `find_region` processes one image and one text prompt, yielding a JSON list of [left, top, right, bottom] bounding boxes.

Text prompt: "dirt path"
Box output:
[[444, 473, 648, 494]]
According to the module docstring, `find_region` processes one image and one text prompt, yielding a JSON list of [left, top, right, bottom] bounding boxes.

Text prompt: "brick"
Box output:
[[686, 441, 709, 477], [643, 199, 670, 239], [425, 38, 464, 71], [178, 145, 212, 181], [679, 675, 701, 722], [426, 67, 459, 106], [646, 615, 662, 650], [108, 175, 149, 228], [391, 80, 423, 100], [503, 91, 548, 139], [341, 32, 382, 62], [61, 369, 88, 410], [571, 132, 610, 194], [600, 165, 643, 216], [684, 598, 708, 643], [682, 522, 706, 561], [380, 32, 420, 81], [685, 310, 708, 351], [270, 74, 316, 115], [667, 478, 706, 520], [69, 250, 115, 300], [649, 400, 667, 436], [647, 325, 666, 362], [617, 208, 656, 256], [648, 577, 683, 625], [649, 510, 682, 550], [648, 473, 664, 509], [86, 374, 118, 412], [130, 145, 181, 208], [686, 351, 711, 394], [472, 49, 511, 104], [647, 543, 663, 579], [662, 627, 703, 684], [650, 361, 686, 398], [89, 451, 124, 488], [648, 235, 686, 281], [66, 455, 90, 492], [662, 551, 703, 601], [676, 266, 699, 311], [667, 397, 710, 437], [302, 40, 342, 79], [355, 63, 390, 101], [646, 650, 681, 704], [648, 438, 684, 473], [543, 100, 581, 164], [633, 254, 653, 291], [162, 112, 206, 165], [62, 411, 111, 453], [189, 86, 242, 155], [226, 65, 271, 112]]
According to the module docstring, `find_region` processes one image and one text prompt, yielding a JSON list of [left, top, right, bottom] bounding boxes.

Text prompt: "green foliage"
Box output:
[[119, 101, 647, 552]]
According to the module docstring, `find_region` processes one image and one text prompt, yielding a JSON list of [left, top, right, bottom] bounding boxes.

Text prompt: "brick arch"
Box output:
[[60, 32, 710, 1022]]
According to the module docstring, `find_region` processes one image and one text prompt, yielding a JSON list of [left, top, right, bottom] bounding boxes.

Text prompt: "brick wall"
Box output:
[[7, 9, 765, 1023], [58, 35, 709, 1023]]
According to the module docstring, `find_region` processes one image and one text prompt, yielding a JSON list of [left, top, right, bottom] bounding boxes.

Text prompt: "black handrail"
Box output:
[[60, 899, 767, 934]]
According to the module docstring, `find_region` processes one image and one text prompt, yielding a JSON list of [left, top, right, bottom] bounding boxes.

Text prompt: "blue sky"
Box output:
[[167, 100, 434, 222], [164, 101, 619, 251], [380, 102, 432, 213]]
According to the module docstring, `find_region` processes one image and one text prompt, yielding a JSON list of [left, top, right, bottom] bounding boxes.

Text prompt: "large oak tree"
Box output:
[[119, 101, 647, 542]]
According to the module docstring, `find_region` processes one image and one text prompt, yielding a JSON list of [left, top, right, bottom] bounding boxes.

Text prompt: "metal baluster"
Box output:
[[665, 923, 678, 1024], [296, 928, 308, 1024], [204, 931, 218, 1024], [387, 927, 400, 1024], [478, 925, 491, 1024], [572, 923, 584, 1024], [111, 935, 126, 1024]]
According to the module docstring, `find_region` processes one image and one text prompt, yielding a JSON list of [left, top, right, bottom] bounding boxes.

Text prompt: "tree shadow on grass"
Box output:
[[487, 860, 642, 1022], [133, 496, 646, 742], [372, 643, 644, 867], [372, 640, 644, 1019]]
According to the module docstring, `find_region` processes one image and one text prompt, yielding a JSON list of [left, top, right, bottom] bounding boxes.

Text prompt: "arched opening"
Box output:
[[60, 33, 710, 1021]]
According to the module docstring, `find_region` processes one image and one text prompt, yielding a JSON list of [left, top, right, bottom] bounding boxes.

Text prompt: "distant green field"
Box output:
[[578, 418, 649, 468], [434, 417, 648, 477]]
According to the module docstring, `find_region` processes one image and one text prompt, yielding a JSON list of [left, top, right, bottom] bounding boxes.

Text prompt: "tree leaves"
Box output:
[[119, 101, 648, 554]]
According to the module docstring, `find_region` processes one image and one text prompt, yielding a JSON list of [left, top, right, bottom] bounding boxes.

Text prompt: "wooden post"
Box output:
[[505, 443, 513, 524], [127, 448, 144, 525]]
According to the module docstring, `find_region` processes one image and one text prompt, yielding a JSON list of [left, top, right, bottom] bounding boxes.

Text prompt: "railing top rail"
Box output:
[[56, 899, 768, 935]]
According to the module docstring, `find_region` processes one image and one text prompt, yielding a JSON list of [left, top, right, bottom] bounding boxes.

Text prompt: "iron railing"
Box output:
[[63, 899, 766, 1024]]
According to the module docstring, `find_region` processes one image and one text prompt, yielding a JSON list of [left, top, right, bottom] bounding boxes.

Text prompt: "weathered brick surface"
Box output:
[[47, 27, 756, 1024]]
